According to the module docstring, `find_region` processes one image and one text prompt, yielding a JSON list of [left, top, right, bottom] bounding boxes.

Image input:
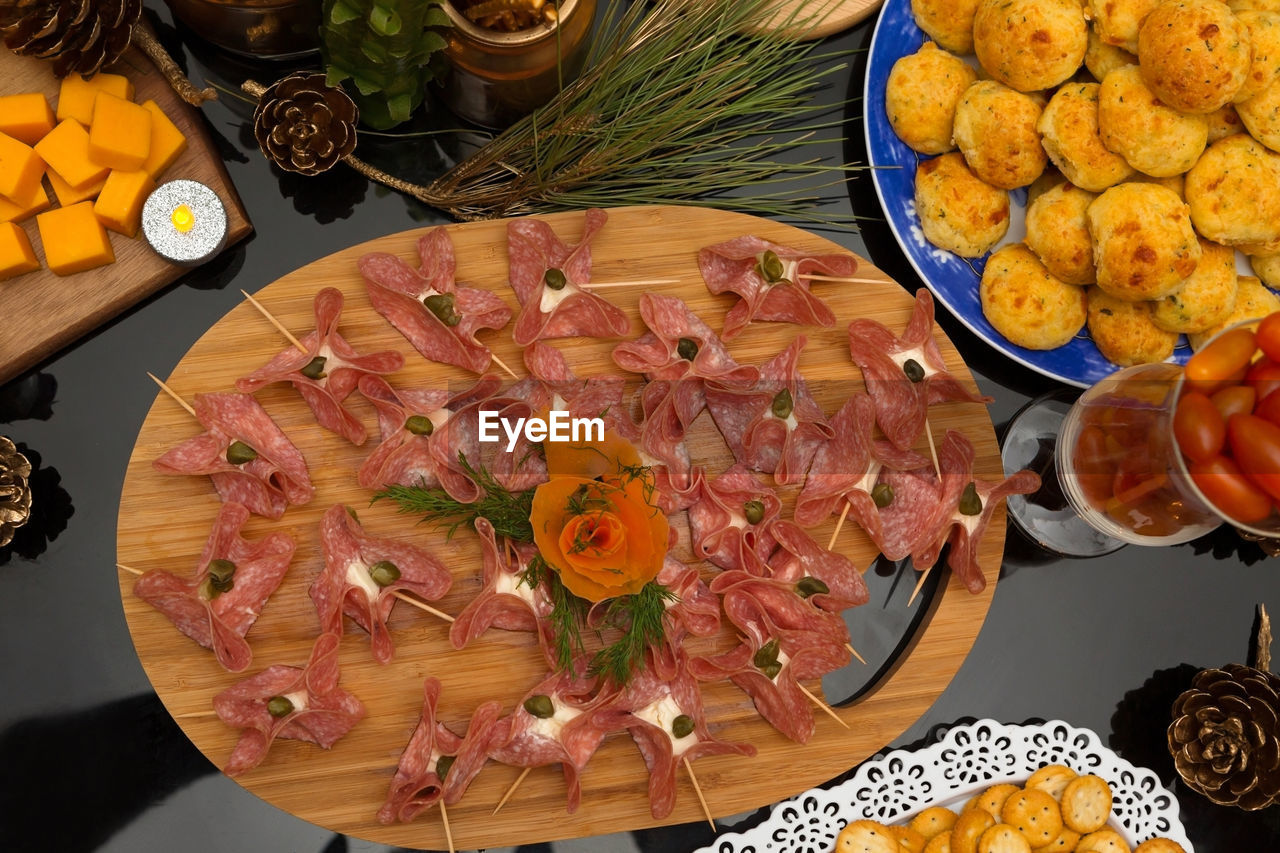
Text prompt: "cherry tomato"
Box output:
[[1186, 327, 1258, 385], [1211, 384, 1256, 420], [1190, 454, 1274, 524], [1258, 388, 1280, 427], [1256, 311, 1280, 362], [1073, 424, 1114, 508], [1187, 361, 1250, 397], [1227, 414, 1280, 501], [1248, 358, 1280, 401], [1173, 391, 1227, 463]]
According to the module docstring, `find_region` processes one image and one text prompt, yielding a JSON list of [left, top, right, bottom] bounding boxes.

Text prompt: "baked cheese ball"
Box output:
[[1085, 24, 1140, 81], [1131, 171, 1187, 197], [1098, 66, 1209, 176], [1205, 102, 1247, 141], [1138, 0, 1252, 113], [1038, 82, 1135, 191], [1086, 287, 1180, 365], [1227, 0, 1280, 14], [1086, 0, 1163, 52], [1252, 251, 1280, 286], [973, 0, 1088, 93], [1185, 133, 1280, 248], [1025, 182, 1099, 284], [886, 41, 979, 155], [1237, 80, 1280, 152], [953, 80, 1048, 189], [1234, 11, 1280, 102], [915, 153, 1011, 257], [1189, 275, 1280, 347], [911, 0, 982, 54], [981, 243, 1089, 349], [1087, 182, 1202, 300], [1152, 237, 1239, 332]]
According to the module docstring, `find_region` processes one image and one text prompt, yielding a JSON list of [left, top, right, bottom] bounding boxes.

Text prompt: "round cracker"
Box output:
[[952, 808, 999, 853], [912, 807, 961, 841], [925, 833, 954, 853], [838, 819, 900, 853], [1031, 828, 1081, 852], [974, 784, 1022, 822], [1001, 789, 1064, 848], [1060, 775, 1113, 834], [1076, 828, 1131, 853], [977, 823, 1032, 853], [1025, 764, 1078, 800], [1133, 839, 1186, 853], [891, 824, 930, 853]]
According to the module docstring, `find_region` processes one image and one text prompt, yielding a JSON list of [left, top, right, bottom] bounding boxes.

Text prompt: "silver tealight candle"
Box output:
[[141, 179, 228, 267]]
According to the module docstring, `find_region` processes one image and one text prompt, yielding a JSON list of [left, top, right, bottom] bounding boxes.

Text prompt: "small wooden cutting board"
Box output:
[[0, 47, 251, 385]]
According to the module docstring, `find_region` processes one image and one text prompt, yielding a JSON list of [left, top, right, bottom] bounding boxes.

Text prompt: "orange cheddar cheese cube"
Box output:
[[35, 120, 109, 190], [56, 72, 134, 127], [94, 169, 155, 237], [140, 100, 187, 178], [36, 201, 115, 276], [47, 168, 105, 207], [0, 93, 56, 145], [88, 92, 151, 172], [0, 131, 45, 204], [0, 178, 51, 224], [0, 221, 40, 281]]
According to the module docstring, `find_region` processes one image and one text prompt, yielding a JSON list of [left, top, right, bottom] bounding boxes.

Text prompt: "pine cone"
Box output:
[[0, 436, 32, 549], [1, 0, 143, 78], [1168, 663, 1280, 810], [252, 72, 359, 176]]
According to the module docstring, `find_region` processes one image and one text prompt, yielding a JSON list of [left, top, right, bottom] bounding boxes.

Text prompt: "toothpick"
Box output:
[[796, 682, 849, 730], [827, 500, 851, 550], [393, 591, 455, 623], [908, 566, 933, 607], [489, 352, 520, 381], [582, 278, 679, 289], [241, 289, 307, 354], [439, 800, 455, 853], [117, 563, 144, 576], [174, 710, 219, 719], [845, 643, 867, 666], [492, 766, 533, 815], [800, 274, 886, 285], [683, 757, 716, 831], [924, 417, 941, 480], [148, 372, 197, 417]]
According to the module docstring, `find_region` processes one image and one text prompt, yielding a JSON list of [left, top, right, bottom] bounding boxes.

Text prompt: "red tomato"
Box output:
[[1256, 311, 1280, 362], [1187, 361, 1250, 397], [1211, 385, 1256, 420], [1248, 358, 1280, 401], [1227, 414, 1280, 501], [1186, 328, 1257, 384], [1174, 391, 1227, 463], [1190, 454, 1273, 524], [1258, 389, 1280, 427]]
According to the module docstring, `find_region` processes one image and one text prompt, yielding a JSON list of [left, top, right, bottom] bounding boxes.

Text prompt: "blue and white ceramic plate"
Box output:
[[863, 0, 1194, 389]]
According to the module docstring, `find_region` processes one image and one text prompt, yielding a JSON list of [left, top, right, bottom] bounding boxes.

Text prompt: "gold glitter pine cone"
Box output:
[[1, 0, 143, 77], [1169, 662, 1280, 810], [252, 72, 359, 177], [0, 437, 32, 549]]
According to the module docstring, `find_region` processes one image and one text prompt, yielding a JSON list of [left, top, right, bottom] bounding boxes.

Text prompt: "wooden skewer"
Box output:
[[800, 274, 887, 285], [827, 499, 851, 551], [241, 289, 307, 354], [492, 766, 533, 815], [174, 710, 219, 719], [845, 643, 867, 666], [796, 682, 849, 730], [393, 591, 455, 623], [581, 278, 679, 289], [489, 352, 520, 381], [147, 372, 197, 417], [924, 418, 941, 480], [907, 566, 933, 607], [117, 563, 144, 576], [683, 757, 716, 831], [439, 800, 455, 853]]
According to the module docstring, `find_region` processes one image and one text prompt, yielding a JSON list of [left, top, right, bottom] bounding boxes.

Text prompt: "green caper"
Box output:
[[902, 358, 925, 383], [424, 293, 461, 327], [795, 576, 829, 599], [959, 482, 983, 516], [267, 695, 294, 717], [753, 637, 780, 671], [743, 499, 765, 525], [198, 576, 222, 601], [225, 440, 258, 465], [756, 250, 785, 283], [404, 415, 435, 436], [210, 576, 234, 594], [434, 754, 455, 781], [771, 388, 794, 420], [676, 337, 699, 361], [523, 694, 555, 718], [671, 714, 695, 739], [369, 560, 401, 587], [760, 661, 782, 680], [544, 268, 568, 290], [300, 356, 327, 380], [871, 482, 895, 508], [207, 558, 236, 584]]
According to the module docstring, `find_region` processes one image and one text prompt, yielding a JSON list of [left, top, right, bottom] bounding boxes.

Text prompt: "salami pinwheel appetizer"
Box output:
[[359, 227, 513, 374], [153, 391, 314, 520], [698, 235, 857, 340], [378, 677, 464, 825], [507, 207, 630, 345], [686, 464, 783, 573], [236, 287, 403, 445], [133, 502, 295, 672]]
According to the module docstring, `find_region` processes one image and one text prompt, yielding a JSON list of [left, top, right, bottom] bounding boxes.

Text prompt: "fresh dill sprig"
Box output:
[[371, 453, 536, 541], [525, 555, 588, 672], [589, 582, 678, 686]]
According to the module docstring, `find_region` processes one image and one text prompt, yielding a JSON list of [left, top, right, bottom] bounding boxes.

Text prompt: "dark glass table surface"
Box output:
[[3, 6, 1279, 852]]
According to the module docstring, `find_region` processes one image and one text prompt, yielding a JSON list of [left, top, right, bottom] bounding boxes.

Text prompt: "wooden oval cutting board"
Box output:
[[117, 205, 1002, 850], [761, 0, 885, 38]]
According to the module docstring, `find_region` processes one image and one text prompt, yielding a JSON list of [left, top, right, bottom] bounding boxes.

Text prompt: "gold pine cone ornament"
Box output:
[[1, 0, 143, 77], [252, 72, 359, 176], [0, 437, 32, 548]]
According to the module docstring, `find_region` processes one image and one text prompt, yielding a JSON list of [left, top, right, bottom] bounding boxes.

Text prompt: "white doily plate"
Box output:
[[698, 719, 1193, 853]]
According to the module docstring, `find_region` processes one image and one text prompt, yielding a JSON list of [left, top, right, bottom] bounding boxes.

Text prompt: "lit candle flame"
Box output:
[[171, 204, 195, 234]]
